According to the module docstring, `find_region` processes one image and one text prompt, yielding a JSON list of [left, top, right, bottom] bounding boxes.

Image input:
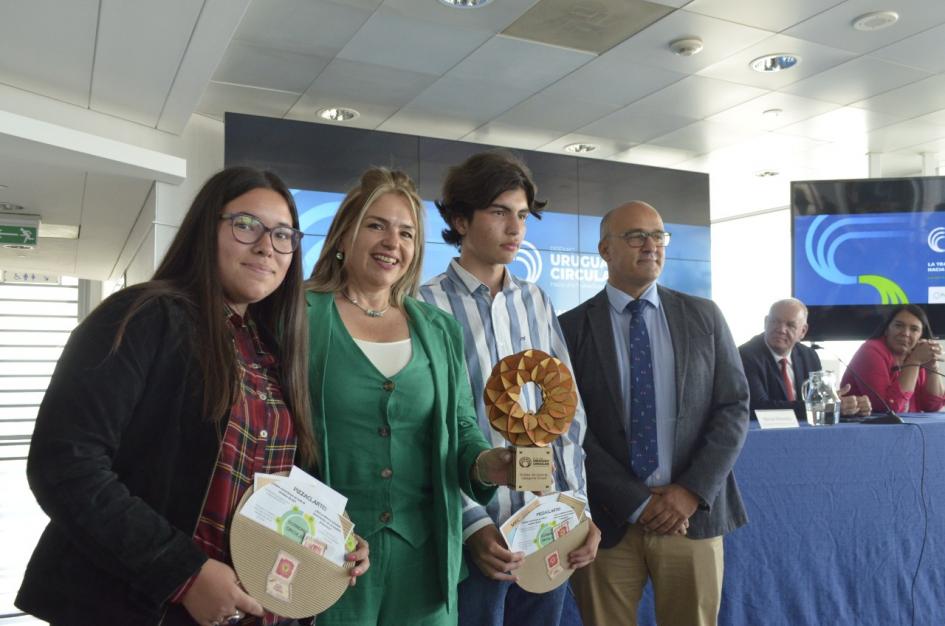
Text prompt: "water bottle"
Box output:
[[801, 370, 840, 426]]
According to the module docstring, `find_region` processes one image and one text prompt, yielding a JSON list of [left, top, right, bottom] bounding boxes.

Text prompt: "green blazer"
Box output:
[[306, 290, 495, 613]]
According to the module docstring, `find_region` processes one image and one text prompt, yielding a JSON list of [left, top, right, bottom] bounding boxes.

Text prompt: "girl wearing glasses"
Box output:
[[16, 167, 368, 626], [304, 167, 512, 625]]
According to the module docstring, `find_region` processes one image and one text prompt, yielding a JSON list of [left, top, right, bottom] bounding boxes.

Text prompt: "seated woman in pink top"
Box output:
[[841, 305, 945, 414]]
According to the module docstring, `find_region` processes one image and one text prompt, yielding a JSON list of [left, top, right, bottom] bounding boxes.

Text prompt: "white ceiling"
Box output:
[[2, 0, 945, 279]]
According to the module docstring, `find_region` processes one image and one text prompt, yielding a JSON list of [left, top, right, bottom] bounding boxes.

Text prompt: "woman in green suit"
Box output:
[[305, 168, 512, 625]]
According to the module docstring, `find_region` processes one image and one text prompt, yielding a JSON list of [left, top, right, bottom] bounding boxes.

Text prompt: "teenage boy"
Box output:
[[419, 151, 600, 626]]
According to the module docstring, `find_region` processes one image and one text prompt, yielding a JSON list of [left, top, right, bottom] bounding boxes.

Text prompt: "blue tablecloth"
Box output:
[[629, 416, 945, 625], [715, 416, 945, 626]]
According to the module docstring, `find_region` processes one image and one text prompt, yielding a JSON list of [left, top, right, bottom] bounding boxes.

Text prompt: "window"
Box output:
[[0, 278, 78, 624]]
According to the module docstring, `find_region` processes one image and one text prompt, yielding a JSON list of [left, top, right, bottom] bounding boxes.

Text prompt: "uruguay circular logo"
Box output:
[[929, 227, 945, 253], [513, 240, 543, 282]]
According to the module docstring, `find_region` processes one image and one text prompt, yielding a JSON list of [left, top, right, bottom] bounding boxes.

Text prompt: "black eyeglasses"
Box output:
[[220, 213, 303, 254], [611, 230, 671, 248]]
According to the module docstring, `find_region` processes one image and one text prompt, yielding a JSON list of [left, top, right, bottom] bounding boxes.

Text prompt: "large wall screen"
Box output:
[[227, 114, 712, 312]]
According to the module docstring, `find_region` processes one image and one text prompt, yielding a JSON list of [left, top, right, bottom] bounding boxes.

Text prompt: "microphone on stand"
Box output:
[[808, 342, 903, 425]]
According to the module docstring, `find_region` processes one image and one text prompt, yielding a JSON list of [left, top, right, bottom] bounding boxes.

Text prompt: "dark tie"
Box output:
[[780, 357, 795, 401], [627, 299, 658, 480]]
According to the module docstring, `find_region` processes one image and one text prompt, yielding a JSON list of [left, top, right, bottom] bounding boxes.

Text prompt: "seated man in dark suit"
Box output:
[[739, 298, 870, 420]]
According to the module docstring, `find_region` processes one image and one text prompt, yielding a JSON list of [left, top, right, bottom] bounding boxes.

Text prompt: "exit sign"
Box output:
[[0, 224, 37, 246]]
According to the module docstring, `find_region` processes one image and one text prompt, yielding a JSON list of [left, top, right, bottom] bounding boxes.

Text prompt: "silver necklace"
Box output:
[[341, 290, 390, 318]]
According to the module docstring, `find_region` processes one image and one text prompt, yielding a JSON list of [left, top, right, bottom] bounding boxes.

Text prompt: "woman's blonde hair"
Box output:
[[306, 167, 425, 308]]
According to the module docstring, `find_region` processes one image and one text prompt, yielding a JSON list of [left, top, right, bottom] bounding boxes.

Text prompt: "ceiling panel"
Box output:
[[156, 0, 253, 134], [462, 122, 563, 150], [378, 109, 481, 140], [235, 0, 381, 57], [491, 95, 619, 134], [913, 109, 945, 127], [707, 92, 839, 130], [539, 57, 685, 108], [612, 144, 697, 168], [777, 106, 898, 142], [0, 157, 86, 225], [291, 58, 438, 113], [779, 55, 930, 105], [690, 132, 828, 171], [446, 35, 594, 92], [399, 75, 534, 125], [0, 239, 78, 276], [697, 33, 856, 89], [0, 0, 98, 107], [91, 0, 204, 127], [648, 120, 758, 153], [603, 10, 773, 74], [866, 118, 945, 153], [337, 7, 493, 75], [871, 23, 945, 73], [213, 40, 332, 93], [76, 173, 152, 280], [784, 0, 945, 54], [684, 0, 845, 32], [500, 0, 674, 54], [649, 0, 694, 7], [852, 73, 945, 118], [383, 0, 539, 33], [622, 75, 767, 119], [196, 82, 301, 121], [579, 106, 697, 143]]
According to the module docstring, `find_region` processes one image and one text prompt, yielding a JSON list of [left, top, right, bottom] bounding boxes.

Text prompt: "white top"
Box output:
[[353, 337, 412, 378]]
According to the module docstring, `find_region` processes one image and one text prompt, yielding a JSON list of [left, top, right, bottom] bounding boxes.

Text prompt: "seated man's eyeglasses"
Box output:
[[220, 213, 304, 254], [612, 230, 672, 248]]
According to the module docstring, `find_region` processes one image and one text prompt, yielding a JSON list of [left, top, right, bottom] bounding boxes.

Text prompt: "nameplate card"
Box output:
[[756, 410, 799, 429]]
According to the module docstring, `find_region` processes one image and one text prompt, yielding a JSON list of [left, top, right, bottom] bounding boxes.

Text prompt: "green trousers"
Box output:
[[316, 529, 454, 626]]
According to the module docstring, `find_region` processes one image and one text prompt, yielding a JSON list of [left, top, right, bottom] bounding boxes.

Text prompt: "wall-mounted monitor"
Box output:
[[792, 176, 945, 340]]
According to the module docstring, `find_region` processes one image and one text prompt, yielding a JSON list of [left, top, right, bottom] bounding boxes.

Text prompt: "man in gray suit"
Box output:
[[558, 201, 749, 626]]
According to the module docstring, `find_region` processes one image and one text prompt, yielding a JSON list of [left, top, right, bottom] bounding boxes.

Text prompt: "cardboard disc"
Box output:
[[515, 518, 590, 594], [229, 486, 353, 619]]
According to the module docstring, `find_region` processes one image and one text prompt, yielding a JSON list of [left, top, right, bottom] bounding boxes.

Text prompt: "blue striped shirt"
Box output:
[[419, 259, 589, 539]]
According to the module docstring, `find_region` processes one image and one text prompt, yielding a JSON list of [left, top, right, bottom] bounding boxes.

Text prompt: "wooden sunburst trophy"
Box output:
[[483, 349, 578, 491]]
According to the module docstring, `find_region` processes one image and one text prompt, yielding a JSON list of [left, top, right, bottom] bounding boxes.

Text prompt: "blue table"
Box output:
[[715, 416, 945, 626]]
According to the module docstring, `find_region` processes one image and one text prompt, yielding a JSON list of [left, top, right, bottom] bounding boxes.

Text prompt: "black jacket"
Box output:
[[16, 289, 223, 625], [738, 333, 822, 420]]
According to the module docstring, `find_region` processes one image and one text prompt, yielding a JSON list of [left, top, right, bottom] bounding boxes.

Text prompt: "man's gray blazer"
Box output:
[[558, 285, 750, 548]]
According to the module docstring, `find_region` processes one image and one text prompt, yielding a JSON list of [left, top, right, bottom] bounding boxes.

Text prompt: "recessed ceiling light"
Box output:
[[563, 143, 598, 154], [437, 0, 493, 7], [762, 108, 783, 118], [750, 54, 800, 73], [852, 11, 899, 31], [669, 37, 703, 57], [755, 169, 780, 178], [317, 107, 360, 122]]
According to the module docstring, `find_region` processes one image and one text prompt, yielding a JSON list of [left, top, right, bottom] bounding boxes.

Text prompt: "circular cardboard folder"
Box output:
[[516, 518, 590, 594], [230, 487, 354, 619]]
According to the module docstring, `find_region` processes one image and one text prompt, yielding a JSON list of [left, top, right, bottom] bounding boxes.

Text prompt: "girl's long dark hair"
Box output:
[[112, 166, 316, 467]]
